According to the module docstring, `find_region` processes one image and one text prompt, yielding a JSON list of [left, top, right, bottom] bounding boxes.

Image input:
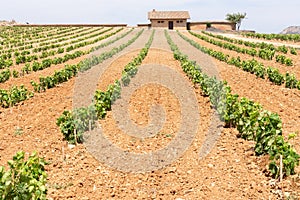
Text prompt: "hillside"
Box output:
[[280, 26, 300, 34], [0, 19, 18, 26]]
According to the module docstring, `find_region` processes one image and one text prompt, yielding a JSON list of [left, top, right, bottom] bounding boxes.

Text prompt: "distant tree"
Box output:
[[206, 22, 212, 29], [226, 12, 247, 31]]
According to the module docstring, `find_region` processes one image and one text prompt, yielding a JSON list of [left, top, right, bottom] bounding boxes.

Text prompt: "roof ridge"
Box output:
[[148, 10, 191, 20]]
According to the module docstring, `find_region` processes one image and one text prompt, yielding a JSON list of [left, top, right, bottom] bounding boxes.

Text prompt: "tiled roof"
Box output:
[[148, 10, 190, 20]]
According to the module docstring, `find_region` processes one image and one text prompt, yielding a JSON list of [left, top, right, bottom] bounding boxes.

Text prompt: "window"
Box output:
[[158, 21, 164, 23]]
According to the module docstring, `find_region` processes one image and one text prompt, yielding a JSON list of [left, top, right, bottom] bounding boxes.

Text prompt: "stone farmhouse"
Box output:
[[138, 9, 236, 31], [148, 10, 190, 30]]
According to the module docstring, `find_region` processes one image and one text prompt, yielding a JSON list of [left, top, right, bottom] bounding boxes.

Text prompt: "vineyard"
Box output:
[[0, 26, 299, 199]]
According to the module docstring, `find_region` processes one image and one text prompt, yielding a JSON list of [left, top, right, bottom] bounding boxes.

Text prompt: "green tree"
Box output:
[[226, 12, 247, 31]]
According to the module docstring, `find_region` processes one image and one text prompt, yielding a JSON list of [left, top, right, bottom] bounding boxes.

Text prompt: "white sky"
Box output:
[[1, 0, 300, 33]]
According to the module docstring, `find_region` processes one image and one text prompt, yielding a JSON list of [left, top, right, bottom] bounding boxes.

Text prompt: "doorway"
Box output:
[[187, 22, 190, 30], [168, 21, 174, 30]]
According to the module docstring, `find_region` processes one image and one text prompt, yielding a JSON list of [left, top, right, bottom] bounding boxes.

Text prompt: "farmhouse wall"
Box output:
[[189, 24, 207, 30], [189, 22, 236, 31], [150, 19, 187, 30]]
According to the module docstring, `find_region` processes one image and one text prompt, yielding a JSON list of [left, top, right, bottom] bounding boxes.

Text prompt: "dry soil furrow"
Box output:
[[173, 31, 300, 149], [0, 29, 293, 200], [73, 28, 152, 108], [71, 42, 278, 198]]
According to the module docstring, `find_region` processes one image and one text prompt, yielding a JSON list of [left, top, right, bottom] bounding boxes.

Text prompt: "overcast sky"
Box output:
[[1, 0, 299, 33]]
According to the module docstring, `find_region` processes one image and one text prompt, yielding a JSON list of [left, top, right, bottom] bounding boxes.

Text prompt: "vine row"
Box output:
[[166, 30, 299, 178], [179, 31, 300, 90]]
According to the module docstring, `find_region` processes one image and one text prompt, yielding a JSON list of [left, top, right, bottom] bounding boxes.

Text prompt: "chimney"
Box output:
[[152, 9, 156, 12]]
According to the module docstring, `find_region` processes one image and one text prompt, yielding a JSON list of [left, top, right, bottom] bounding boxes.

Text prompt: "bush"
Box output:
[[0, 69, 11, 83], [12, 70, 19, 78], [0, 85, 33, 108], [290, 47, 297, 55], [285, 72, 298, 89], [267, 67, 284, 85], [56, 105, 97, 144], [0, 151, 47, 200], [22, 63, 32, 75], [57, 48, 64, 54], [206, 23, 212, 29]]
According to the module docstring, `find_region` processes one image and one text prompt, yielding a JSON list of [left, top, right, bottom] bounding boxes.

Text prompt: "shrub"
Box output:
[[0, 151, 47, 200], [290, 47, 297, 55], [206, 23, 212, 29], [56, 105, 97, 144], [12, 70, 19, 78], [285, 72, 298, 89], [267, 67, 284, 85]]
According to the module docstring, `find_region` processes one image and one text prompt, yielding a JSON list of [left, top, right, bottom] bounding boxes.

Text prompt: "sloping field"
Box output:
[[0, 27, 299, 199]]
